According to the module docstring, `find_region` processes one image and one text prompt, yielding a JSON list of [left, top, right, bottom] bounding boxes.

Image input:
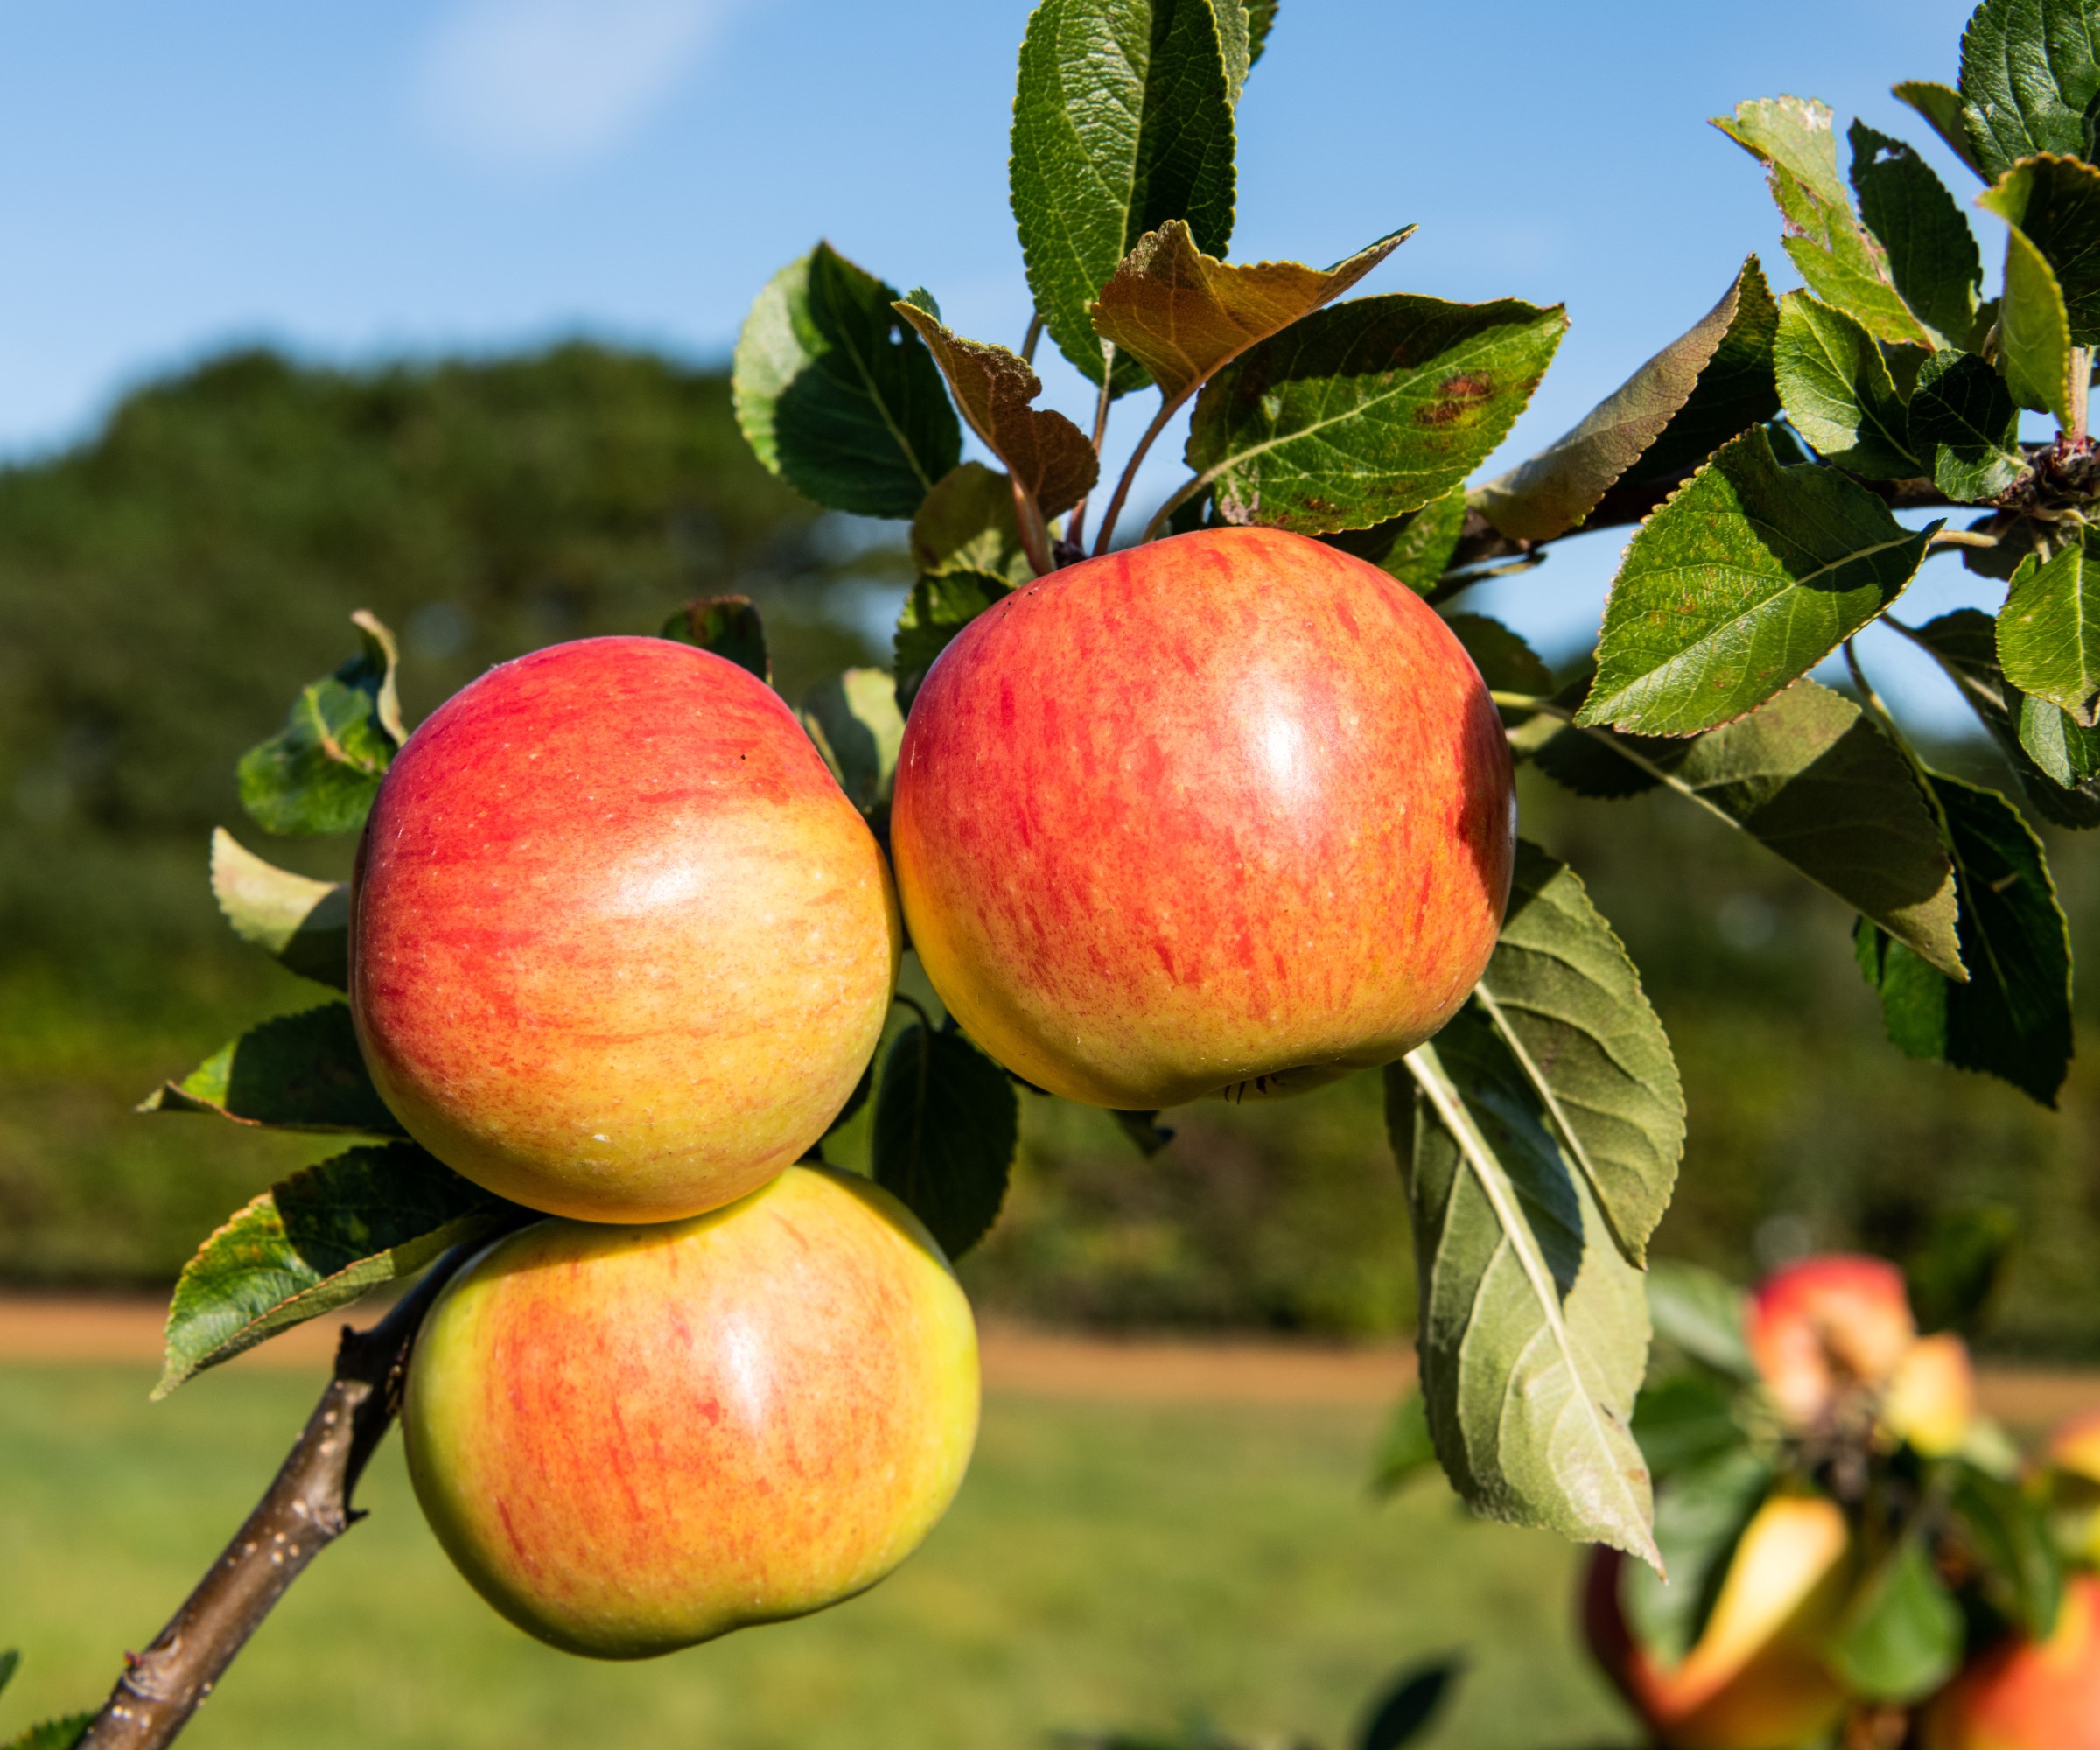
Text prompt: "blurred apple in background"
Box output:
[[1922, 1575, 2100, 1750], [352, 636, 900, 1222], [1746, 1255, 1915, 1432], [402, 1165, 980, 1658], [1585, 1493, 1853, 1749], [1880, 1332, 1977, 1457], [891, 528, 1515, 1110]]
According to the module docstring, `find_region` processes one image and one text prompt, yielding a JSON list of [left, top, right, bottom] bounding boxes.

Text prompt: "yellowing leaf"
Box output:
[[892, 304, 1100, 520], [1088, 220, 1410, 402]]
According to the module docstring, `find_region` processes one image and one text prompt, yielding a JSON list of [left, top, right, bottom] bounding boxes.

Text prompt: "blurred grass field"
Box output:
[[0, 1364, 1628, 1750]]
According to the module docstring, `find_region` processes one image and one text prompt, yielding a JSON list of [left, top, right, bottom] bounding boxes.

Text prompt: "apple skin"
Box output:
[[2046, 1410, 2100, 1565], [889, 527, 1516, 1110], [1880, 1331, 1976, 1457], [1922, 1575, 2100, 1750], [350, 636, 900, 1223], [1584, 1494, 1853, 1750], [401, 1164, 980, 1659], [1746, 1254, 1916, 1430]]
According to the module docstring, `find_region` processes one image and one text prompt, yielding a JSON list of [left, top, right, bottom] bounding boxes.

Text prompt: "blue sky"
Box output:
[[0, 0, 2002, 717]]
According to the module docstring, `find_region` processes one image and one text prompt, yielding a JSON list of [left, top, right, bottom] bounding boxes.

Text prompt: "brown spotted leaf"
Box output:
[[1183, 293, 1566, 536], [1088, 219, 1411, 403]]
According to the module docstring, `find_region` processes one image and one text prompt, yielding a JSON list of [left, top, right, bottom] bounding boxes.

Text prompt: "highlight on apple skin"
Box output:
[[1921, 1574, 2100, 1750], [351, 636, 900, 1223], [401, 1165, 980, 1659], [1584, 1493, 1852, 1750], [889, 527, 1516, 1110], [1746, 1254, 1917, 1431]]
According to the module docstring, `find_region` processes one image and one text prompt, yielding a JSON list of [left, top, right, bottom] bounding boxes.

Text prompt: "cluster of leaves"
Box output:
[[137, 0, 2097, 1583]]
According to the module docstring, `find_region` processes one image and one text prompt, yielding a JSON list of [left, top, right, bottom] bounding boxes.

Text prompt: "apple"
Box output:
[[401, 1164, 980, 1659], [1880, 1331, 1977, 1457], [1584, 1493, 1853, 1750], [1746, 1254, 1916, 1431], [1921, 1575, 2100, 1750], [2045, 1410, 2100, 1565], [351, 635, 900, 1223], [889, 527, 1516, 1110]]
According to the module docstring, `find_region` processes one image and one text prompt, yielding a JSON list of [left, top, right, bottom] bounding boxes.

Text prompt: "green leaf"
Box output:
[[1579, 428, 1936, 736], [1713, 97, 1934, 347], [1010, 0, 1241, 392], [209, 827, 348, 990], [1089, 220, 1409, 403], [1355, 1658, 1464, 1750], [911, 462, 1034, 589], [1959, 0, 2100, 179], [2001, 536, 2100, 722], [1899, 608, 2100, 827], [799, 668, 905, 820], [1474, 261, 1779, 542], [138, 1003, 404, 1138], [732, 243, 962, 519], [1442, 615, 1550, 696], [1856, 772, 2073, 1106], [1392, 1011, 1659, 1568], [659, 594, 769, 682], [1621, 259, 1783, 490], [1472, 844, 1684, 1266], [1244, 0, 1277, 65], [1826, 1535, 1964, 1704], [1369, 1389, 1439, 1497], [1631, 1372, 1749, 1479], [236, 610, 403, 836], [1319, 490, 1466, 594], [1184, 293, 1566, 536], [1908, 347, 2027, 500], [3, 1716, 93, 1750], [1774, 291, 1922, 478], [156, 1141, 510, 1396], [1622, 1452, 1774, 1663], [1992, 214, 2076, 424], [1551, 680, 1965, 980], [892, 304, 1100, 522], [1984, 152, 2100, 346], [1644, 1259, 1755, 1379], [1110, 1109, 1176, 1156], [894, 570, 1012, 713], [1893, 79, 1988, 182], [871, 1020, 1019, 1261], [1950, 1460, 2064, 1638], [1850, 121, 1984, 349]]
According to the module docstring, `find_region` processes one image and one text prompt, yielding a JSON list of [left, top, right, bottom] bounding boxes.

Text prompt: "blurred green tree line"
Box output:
[[2, 344, 2095, 1354]]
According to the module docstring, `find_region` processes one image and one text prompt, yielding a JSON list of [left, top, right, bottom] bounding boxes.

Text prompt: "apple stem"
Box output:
[[1064, 370, 1118, 551], [74, 1244, 488, 1750]]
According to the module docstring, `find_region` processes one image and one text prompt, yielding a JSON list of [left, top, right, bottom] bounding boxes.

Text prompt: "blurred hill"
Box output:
[[2, 344, 2096, 1357]]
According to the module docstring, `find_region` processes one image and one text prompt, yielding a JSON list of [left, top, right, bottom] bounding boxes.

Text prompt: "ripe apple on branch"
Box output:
[[19, 0, 2100, 1744]]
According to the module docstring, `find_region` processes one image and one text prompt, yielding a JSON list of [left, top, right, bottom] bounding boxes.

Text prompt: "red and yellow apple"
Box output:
[[1922, 1575, 2100, 1750], [1746, 1255, 1916, 1432], [1584, 1493, 1853, 1750], [402, 1164, 980, 1658], [889, 527, 1516, 1110], [351, 636, 900, 1223]]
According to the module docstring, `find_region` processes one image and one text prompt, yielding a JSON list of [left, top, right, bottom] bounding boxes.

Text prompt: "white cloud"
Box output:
[[415, 0, 735, 171]]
